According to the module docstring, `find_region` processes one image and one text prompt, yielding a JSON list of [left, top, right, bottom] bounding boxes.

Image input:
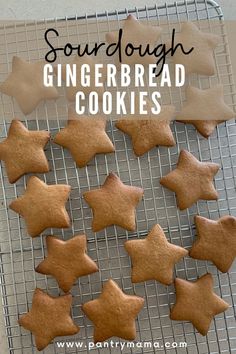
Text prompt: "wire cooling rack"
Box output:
[[0, 0, 236, 353]]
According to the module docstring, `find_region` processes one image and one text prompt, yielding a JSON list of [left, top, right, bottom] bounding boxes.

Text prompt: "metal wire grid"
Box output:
[[0, 0, 235, 353]]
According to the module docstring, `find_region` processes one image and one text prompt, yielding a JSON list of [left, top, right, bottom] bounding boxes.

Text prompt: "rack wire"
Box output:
[[0, 0, 236, 353]]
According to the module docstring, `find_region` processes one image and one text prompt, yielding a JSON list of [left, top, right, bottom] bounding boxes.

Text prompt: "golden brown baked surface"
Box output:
[[0, 120, 50, 183], [9, 176, 71, 237], [36, 234, 98, 292], [160, 149, 220, 210], [125, 224, 188, 285], [116, 105, 176, 156], [83, 172, 144, 232], [82, 279, 144, 343], [54, 111, 114, 167], [170, 273, 229, 336], [190, 215, 236, 273], [18, 288, 79, 351]]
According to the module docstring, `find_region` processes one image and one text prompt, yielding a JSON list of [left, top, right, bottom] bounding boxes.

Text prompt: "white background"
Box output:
[[0, 0, 235, 20], [0, 0, 235, 353]]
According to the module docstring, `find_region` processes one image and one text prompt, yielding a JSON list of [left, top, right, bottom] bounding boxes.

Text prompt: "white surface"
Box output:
[[0, 0, 235, 19], [0, 1, 235, 354]]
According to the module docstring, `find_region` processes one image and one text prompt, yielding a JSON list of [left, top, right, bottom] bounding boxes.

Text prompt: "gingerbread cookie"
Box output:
[[160, 150, 220, 210], [125, 224, 188, 285], [106, 14, 162, 66], [170, 21, 220, 76], [190, 215, 236, 273], [36, 234, 98, 292], [54, 110, 114, 167], [83, 172, 143, 232], [0, 120, 50, 183], [82, 279, 144, 342], [60, 54, 106, 102], [176, 85, 235, 138], [18, 288, 79, 351], [116, 105, 176, 156], [9, 176, 71, 237], [170, 273, 229, 335], [0, 56, 59, 115]]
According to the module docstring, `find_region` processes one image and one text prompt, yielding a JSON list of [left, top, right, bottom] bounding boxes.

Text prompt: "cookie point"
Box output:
[[108, 171, 118, 178], [106, 278, 116, 286], [127, 14, 135, 20], [34, 287, 44, 295], [66, 184, 72, 192], [174, 277, 184, 286], [203, 272, 213, 280], [35, 265, 40, 273]]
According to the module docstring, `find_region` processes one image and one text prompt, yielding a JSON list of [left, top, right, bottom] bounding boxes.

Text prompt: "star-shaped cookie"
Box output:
[[176, 85, 235, 138], [0, 120, 50, 183], [54, 110, 114, 167], [18, 288, 79, 351], [190, 215, 236, 273], [36, 234, 98, 292], [83, 172, 143, 232], [106, 14, 162, 66], [170, 273, 229, 335], [9, 176, 71, 237], [0, 56, 59, 115], [115, 105, 176, 156], [171, 21, 220, 75], [82, 279, 144, 342], [60, 55, 106, 101], [160, 150, 220, 210], [125, 224, 188, 285]]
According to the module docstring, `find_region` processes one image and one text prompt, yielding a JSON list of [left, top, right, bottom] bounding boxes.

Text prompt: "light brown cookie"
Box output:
[[36, 234, 98, 292], [115, 105, 176, 156], [18, 288, 79, 351], [0, 120, 50, 183], [190, 215, 236, 273], [106, 14, 162, 66], [60, 54, 106, 102], [125, 224, 188, 285], [83, 172, 143, 232], [82, 279, 144, 342], [160, 150, 219, 210], [9, 176, 71, 237], [170, 273, 229, 335], [171, 21, 220, 76], [176, 85, 235, 138], [0, 56, 59, 115], [54, 110, 114, 167]]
